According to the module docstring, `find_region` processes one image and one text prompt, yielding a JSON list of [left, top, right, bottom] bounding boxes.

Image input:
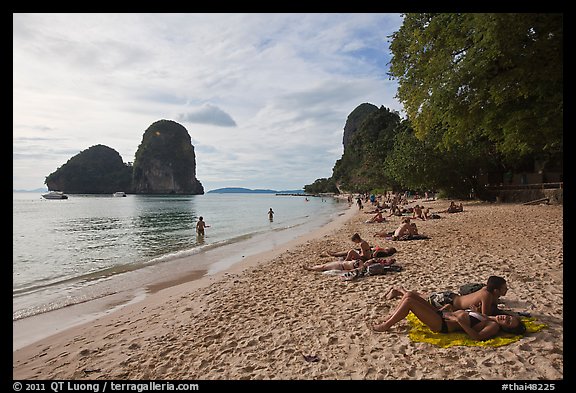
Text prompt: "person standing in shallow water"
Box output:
[[268, 208, 274, 221], [196, 216, 210, 236]]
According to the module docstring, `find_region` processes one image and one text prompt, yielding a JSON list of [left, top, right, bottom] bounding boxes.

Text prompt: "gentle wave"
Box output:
[[13, 193, 347, 321]]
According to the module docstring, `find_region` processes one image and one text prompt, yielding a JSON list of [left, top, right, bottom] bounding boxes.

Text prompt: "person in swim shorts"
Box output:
[[384, 276, 509, 316]]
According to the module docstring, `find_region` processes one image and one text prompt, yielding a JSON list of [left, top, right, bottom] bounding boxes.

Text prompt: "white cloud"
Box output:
[[13, 13, 404, 191], [178, 104, 237, 127]]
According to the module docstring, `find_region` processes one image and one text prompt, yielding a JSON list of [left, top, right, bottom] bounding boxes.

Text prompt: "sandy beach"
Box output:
[[13, 198, 563, 381]]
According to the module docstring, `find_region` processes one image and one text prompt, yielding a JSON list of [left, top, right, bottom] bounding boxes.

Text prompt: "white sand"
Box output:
[[13, 199, 563, 380]]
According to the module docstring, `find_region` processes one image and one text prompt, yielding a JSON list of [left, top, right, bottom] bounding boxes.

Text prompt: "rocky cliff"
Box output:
[[132, 120, 204, 194], [342, 103, 378, 151], [45, 144, 132, 193]]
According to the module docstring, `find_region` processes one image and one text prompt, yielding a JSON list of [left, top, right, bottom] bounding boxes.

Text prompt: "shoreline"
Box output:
[[13, 199, 356, 352], [13, 199, 563, 380]]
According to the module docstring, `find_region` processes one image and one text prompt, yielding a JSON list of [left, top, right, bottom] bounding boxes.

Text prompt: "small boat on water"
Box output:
[[42, 191, 68, 200], [113, 191, 127, 197]]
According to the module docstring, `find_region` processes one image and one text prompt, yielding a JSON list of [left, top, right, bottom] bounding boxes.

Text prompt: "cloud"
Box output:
[[12, 13, 405, 191], [178, 104, 237, 127]]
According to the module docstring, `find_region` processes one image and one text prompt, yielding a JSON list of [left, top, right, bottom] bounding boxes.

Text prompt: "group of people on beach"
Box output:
[[373, 276, 526, 340], [304, 193, 526, 342]]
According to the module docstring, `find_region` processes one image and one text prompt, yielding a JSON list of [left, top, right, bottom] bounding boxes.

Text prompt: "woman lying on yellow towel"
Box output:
[[371, 290, 526, 341]]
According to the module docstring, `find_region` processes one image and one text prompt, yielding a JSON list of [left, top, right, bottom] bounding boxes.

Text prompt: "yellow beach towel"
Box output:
[[406, 312, 547, 348]]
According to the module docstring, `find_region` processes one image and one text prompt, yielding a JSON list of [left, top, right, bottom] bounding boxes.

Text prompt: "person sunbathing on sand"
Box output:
[[384, 276, 509, 316], [366, 211, 386, 223], [442, 201, 464, 213], [303, 256, 394, 272], [387, 202, 403, 217], [412, 204, 426, 220], [374, 217, 418, 239], [303, 258, 366, 272], [422, 207, 431, 220], [370, 290, 526, 340]]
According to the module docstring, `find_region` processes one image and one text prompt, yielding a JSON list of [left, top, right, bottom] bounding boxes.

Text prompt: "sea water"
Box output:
[[13, 192, 347, 324]]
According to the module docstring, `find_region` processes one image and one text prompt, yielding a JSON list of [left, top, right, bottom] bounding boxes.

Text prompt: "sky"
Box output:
[[13, 13, 405, 192]]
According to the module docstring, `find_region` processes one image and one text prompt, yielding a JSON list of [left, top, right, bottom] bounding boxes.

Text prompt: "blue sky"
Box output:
[[13, 13, 405, 192]]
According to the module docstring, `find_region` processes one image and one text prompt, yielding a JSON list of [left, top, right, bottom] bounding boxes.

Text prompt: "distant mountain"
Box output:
[[207, 187, 305, 194]]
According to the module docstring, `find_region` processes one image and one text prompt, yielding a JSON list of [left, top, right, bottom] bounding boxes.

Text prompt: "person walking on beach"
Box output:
[[196, 216, 210, 236], [268, 208, 274, 221]]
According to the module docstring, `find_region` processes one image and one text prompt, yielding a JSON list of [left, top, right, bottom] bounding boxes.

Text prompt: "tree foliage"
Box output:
[[384, 120, 501, 198], [388, 13, 563, 161], [303, 178, 339, 194]]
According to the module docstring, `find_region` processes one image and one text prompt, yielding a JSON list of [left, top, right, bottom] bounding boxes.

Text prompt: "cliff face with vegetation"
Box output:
[[132, 120, 204, 195], [342, 103, 378, 151], [44, 120, 204, 195], [45, 145, 133, 193], [305, 14, 562, 198]]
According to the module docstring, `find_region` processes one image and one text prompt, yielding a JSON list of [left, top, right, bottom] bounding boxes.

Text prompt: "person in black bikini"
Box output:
[[371, 290, 525, 340], [386, 276, 509, 316]]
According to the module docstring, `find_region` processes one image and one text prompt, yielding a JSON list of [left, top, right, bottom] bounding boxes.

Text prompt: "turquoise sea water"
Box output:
[[13, 192, 348, 322]]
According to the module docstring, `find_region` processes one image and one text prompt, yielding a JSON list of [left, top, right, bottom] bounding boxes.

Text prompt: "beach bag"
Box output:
[[367, 264, 402, 275], [366, 258, 402, 276], [459, 283, 483, 295]]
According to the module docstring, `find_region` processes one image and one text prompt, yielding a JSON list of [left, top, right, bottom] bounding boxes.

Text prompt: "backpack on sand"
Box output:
[[459, 283, 484, 295]]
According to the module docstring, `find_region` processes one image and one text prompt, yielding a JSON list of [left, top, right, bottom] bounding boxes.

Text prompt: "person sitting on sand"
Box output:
[[335, 232, 372, 261], [412, 204, 426, 221], [370, 290, 526, 340], [442, 201, 464, 213], [422, 206, 431, 220], [384, 276, 509, 316], [387, 201, 403, 217], [366, 211, 386, 223]]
